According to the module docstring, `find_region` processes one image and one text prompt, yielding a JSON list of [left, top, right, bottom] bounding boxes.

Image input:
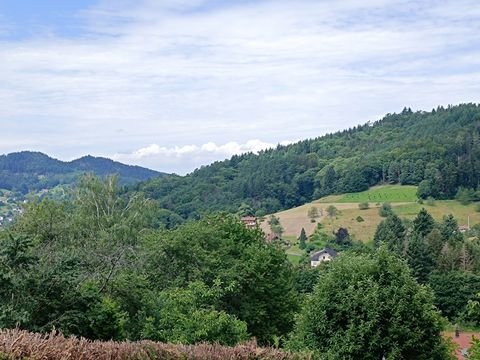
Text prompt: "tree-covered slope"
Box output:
[[0, 151, 164, 193], [68, 155, 162, 183], [138, 104, 480, 218]]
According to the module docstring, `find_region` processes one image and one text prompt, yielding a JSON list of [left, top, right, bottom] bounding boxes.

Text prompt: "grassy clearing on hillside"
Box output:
[[285, 242, 304, 264], [265, 185, 480, 245], [260, 203, 360, 239], [316, 201, 479, 243], [318, 185, 418, 203], [394, 200, 480, 226]]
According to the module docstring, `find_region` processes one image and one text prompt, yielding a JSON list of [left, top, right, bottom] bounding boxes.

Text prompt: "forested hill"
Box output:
[[0, 151, 164, 193], [137, 103, 480, 218]]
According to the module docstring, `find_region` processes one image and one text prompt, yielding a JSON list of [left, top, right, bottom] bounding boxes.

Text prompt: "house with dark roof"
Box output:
[[310, 248, 338, 267]]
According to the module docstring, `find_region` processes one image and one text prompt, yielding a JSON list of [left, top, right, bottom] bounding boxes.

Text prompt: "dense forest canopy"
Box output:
[[0, 151, 164, 193], [138, 104, 480, 218]]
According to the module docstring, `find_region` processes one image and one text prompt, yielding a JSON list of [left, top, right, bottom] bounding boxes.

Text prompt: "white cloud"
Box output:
[[112, 139, 294, 174], [0, 0, 479, 172]]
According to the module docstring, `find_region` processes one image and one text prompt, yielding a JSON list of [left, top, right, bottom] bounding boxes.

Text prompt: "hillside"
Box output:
[[138, 104, 480, 218], [0, 151, 165, 193], [262, 185, 480, 244]]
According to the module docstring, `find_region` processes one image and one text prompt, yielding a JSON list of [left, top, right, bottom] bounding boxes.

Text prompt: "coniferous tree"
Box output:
[[440, 214, 463, 245], [406, 233, 434, 283], [426, 228, 445, 263], [373, 213, 406, 254], [298, 228, 307, 250], [412, 208, 435, 238]]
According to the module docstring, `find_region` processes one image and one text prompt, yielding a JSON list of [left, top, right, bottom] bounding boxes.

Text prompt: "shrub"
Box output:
[[456, 187, 477, 205], [0, 329, 305, 360], [307, 206, 319, 220], [470, 338, 480, 360], [356, 216, 364, 222], [255, 209, 267, 217], [358, 202, 369, 210], [326, 205, 337, 218], [426, 196, 435, 206], [378, 202, 392, 217]]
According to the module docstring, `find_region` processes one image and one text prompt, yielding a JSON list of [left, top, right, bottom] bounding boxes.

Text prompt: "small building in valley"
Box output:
[[241, 216, 258, 229], [310, 248, 338, 267]]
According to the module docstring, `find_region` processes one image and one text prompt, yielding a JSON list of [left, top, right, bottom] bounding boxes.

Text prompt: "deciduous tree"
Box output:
[[288, 247, 451, 359]]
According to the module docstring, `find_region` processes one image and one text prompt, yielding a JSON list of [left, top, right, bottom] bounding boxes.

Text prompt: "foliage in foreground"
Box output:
[[470, 337, 480, 360], [0, 329, 309, 360], [0, 175, 297, 346], [288, 247, 453, 359]]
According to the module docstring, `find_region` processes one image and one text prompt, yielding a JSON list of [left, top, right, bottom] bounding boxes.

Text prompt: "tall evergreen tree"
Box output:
[[412, 208, 435, 238], [373, 213, 406, 254], [426, 228, 445, 263], [440, 214, 463, 245], [406, 233, 434, 283], [298, 228, 307, 250]]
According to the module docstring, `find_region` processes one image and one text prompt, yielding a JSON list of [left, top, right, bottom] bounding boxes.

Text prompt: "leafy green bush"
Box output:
[[356, 216, 364, 222], [140, 282, 248, 346], [358, 202, 369, 210], [88, 297, 128, 341], [378, 202, 392, 217], [470, 338, 480, 360], [288, 247, 452, 359]]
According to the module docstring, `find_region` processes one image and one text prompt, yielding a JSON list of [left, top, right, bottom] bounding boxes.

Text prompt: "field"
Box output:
[[318, 185, 418, 203], [261, 185, 480, 263]]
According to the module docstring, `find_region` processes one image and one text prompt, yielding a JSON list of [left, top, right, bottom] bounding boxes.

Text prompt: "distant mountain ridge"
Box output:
[[0, 151, 165, 193]]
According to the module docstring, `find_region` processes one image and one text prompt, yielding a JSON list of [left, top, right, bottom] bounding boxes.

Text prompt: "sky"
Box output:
[[0, 0, 479, 174]]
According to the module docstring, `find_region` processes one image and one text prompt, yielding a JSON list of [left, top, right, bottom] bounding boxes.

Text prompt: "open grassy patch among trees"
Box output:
[[319, 185, 418, 203], [264, 185, 480, 243]]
